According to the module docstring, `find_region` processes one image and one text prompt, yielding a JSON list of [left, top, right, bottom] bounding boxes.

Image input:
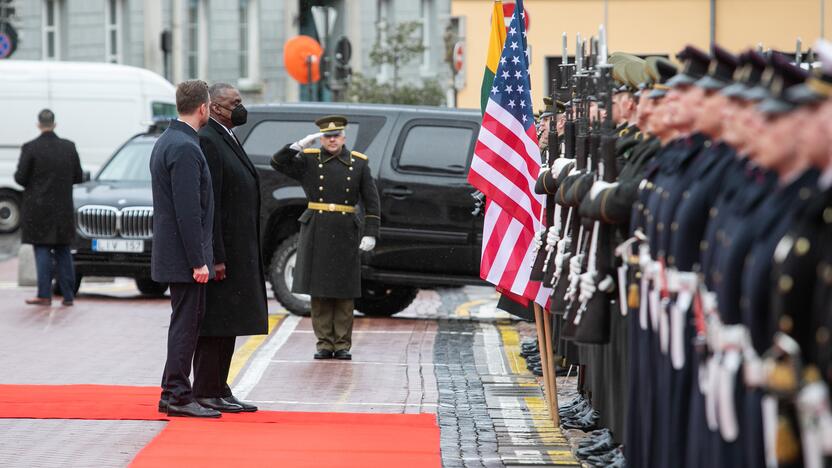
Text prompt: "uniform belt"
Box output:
[[308, 202, 356, 213]]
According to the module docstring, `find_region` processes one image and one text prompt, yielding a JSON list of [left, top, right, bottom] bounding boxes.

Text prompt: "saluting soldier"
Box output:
[[271, 116, 380, 361]]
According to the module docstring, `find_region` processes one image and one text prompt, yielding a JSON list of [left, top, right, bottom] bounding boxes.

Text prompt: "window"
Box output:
[[186, 0, 199, 78], [97, 141, 155, 182], [151, 102, 177, 120], [239, 0, 249, 78], [105, 0, 123, 63], [396, 125, 473, 175], [243, 121, 360, 158], [42, 0, 60, 60]]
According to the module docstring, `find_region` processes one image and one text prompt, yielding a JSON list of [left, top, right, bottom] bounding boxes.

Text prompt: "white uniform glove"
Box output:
[[590, 180, 618, 200], [359, 236, 376, 252], [579, 271, 597, 303], [290, 132, 324, 151], [546, 226, 559, 252], [533, 229, 546, 251]]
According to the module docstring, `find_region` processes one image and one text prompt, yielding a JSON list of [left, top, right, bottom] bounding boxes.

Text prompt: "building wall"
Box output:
[[8, 0, 451, 103], [452, 0, 829, 110]]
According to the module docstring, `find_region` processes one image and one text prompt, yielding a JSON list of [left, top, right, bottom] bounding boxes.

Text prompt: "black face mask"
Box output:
[[229, 103, 248, 126]]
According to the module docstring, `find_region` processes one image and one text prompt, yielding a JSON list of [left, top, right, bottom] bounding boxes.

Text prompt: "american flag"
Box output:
[[467, 0, 550, 307]]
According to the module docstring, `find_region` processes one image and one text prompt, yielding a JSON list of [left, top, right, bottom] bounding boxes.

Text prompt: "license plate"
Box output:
[[92, 239, 144, 253]]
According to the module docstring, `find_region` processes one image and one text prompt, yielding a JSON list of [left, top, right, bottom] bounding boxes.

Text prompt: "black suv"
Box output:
[[72, 103, 487, 315]]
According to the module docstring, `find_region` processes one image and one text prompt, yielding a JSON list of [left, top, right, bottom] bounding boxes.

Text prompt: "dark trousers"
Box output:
[[310, 297, 354, 352], [193, 336, 236, 398], [161, 282, 205, 405], [33, 244, 75, 301]]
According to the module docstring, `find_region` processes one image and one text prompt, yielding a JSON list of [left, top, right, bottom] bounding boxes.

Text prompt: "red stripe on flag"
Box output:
[[481, 112, 540, 176], [468, 171, 537, 230]]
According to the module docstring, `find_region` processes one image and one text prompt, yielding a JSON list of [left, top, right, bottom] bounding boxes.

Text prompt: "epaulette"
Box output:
[[634, 131, 643, 141], [619, 128, 630, 138], [351, 151, 368, 160], [303, 148, 321, 154]]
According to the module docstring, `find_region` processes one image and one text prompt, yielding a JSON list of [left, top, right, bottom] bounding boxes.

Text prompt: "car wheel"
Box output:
[[53, 274, 83, 296], [0, 190, 21, 233], [269, 233, 311, 316], [135, 278, 168, 296], [355, 282, 419, 317]]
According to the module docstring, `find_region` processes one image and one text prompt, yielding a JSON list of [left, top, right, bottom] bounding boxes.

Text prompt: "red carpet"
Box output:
[[0, 385, 441, 467]]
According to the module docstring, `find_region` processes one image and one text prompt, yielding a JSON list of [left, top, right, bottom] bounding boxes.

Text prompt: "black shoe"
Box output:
[[224, 395, 257, 412], [158, 399, 168, 413], [586, 446, 624, 465], [62, 300, 74, 306], [525, 354, 542, 363], [530, 365, 543, 376], [334, 350, 352, 360], [166, 401, 221, 418], [195, 397, 244, 413], [576, 438, 616, 458], [314, 350, 334, 360], [578, 432, 613, 449]]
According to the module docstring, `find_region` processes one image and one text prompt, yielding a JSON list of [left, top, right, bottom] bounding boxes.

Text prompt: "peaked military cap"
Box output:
[[648, 58, 680, 99], [666, 45, 711, 88], [540, 96, 555, 118], [757, 53, 810, 115], [722, 50, 769, 98], [787, 38, 832, 105], [696, 44, 739, 90], [315, 115, 348, 135]]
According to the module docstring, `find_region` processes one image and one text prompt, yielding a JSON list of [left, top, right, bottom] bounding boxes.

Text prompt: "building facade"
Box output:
[[452, 0, 832, 110], [5, 0, 454, 103]]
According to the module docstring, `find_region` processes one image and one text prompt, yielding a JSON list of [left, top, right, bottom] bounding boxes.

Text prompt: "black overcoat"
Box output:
[[198, 119, 268, 337], [14, 131, 83, 245], [271, 144, 380, 298], [150, 120, 215, 283]]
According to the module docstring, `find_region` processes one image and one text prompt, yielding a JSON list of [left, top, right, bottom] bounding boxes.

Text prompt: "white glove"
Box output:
[[569, 253, 585, 280], [359, 236, 376, 252], [291, 132, 324, 151], [533, 229, 546, 251], [579, 271, 597, 303], [590, 180, 618, 200], [546, 226, 559, 251]]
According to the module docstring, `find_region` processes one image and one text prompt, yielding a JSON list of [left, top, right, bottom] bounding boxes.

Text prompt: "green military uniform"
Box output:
[[271, 116, 380, 357]]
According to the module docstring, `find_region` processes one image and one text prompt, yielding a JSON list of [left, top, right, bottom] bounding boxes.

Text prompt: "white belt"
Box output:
[[717, 325, 749, 442], [669, 271, 698, 370]]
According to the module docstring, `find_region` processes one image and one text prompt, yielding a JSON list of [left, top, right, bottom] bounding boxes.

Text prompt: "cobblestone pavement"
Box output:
[[0, 254, 577, 467]]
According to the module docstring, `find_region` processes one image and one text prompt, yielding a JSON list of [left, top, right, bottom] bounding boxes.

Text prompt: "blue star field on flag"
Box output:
[[488, 0, 535, 129]]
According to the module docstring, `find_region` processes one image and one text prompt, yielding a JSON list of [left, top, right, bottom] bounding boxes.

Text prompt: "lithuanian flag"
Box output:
[[480, 0, 507, 114]]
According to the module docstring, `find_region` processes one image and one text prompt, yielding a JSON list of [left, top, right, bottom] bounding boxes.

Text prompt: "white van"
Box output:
[[0, 60, 176, 233]]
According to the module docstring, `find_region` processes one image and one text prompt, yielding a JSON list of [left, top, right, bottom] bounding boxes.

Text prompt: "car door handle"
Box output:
[[383, 186, 413, 199]]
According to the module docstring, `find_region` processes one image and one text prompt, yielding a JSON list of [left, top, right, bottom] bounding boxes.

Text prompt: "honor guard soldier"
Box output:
[[271, 115, 381, 360]]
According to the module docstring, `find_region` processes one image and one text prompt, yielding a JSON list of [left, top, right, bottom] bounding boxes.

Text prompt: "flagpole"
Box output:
[[533, 303, 555, 418], [542, 306, 560, 424]]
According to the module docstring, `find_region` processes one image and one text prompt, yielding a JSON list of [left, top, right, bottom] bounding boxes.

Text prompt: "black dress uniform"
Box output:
[[271, 116, 380, 356]]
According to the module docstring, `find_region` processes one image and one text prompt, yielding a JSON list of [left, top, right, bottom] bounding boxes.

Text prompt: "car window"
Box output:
[[244, 120, 360, 158], [96, 141, 154, 181], [152, 102, 177, 120], [396, 125, 473, 175]]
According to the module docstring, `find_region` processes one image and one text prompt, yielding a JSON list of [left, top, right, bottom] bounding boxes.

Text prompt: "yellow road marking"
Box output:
[[227, 314, 285, 385], [497, 323, 576, 463], [454, 298, 492, 318]]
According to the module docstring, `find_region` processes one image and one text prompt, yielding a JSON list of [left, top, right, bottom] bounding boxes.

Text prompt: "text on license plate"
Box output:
[[92, 239, 145, 253]]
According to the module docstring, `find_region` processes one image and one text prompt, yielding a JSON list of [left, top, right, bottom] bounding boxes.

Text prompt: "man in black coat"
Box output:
[[150, 80, 219, 419], [272, 115, 380, 361], [14, 109, 83, 306], [192, 83, 268, 413]]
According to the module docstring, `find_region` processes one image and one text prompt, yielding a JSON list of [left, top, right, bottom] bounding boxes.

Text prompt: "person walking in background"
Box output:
[[14, 109, 83, 307], [150, 80, 219, 419], [192, 83, 268, 413]]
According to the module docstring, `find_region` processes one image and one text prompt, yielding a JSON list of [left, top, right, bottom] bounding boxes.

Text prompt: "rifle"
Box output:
[[573, 26, 618, 344]]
